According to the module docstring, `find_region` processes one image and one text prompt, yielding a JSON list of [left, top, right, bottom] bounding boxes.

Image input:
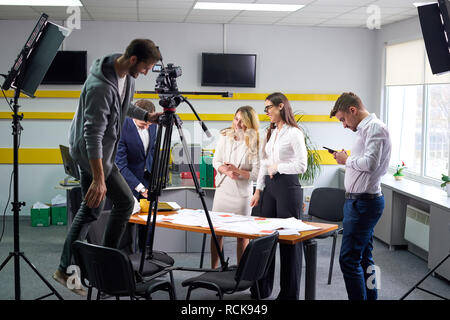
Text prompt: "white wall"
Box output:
[[0, 19, 379, 215]]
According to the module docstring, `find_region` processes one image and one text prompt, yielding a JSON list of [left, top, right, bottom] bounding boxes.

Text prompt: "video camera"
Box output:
[[153, 63, 183, 110]]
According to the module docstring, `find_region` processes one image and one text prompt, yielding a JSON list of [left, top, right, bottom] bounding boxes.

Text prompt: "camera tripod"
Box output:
[[137, 95, 229, 274]]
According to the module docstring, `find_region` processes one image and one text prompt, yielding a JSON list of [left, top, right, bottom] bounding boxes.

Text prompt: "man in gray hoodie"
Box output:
[[53, 39, 162, 295]]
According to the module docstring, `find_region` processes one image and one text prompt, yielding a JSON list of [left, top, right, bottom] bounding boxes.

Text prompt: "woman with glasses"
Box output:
[[250, 92, 307, 300], [211, 106, 261, 269]]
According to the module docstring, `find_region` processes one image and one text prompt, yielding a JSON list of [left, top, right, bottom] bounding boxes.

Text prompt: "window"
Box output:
[[426, 84, 450, 179], [385, 40, 450, 182], [386, 85, 423, 174]]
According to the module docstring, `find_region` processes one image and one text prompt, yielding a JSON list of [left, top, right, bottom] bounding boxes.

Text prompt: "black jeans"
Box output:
[[252, 173, 303, 300], [58, 165, 134, 272]]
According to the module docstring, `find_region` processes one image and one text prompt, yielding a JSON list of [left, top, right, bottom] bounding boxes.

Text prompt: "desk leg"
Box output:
[[304, 239, 317, 300]]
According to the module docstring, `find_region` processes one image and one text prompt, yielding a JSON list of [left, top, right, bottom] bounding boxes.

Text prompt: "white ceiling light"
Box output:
[[194, 2, 304, 12], [0, 0, 83, 6]]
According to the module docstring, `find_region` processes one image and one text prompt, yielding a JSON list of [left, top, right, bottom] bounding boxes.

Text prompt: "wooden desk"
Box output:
[[130, 211, 338, 300]]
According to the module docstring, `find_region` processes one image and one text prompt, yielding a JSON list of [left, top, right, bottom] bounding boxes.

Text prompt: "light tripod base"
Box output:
[[0, 251, 64, 300]]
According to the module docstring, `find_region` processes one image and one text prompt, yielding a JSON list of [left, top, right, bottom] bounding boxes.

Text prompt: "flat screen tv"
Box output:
[[42, 50, 87, 85], [201, 53, 256, 87]]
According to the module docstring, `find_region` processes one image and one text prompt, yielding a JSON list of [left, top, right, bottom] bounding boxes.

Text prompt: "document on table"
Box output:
[[138, 209, 320, 235]]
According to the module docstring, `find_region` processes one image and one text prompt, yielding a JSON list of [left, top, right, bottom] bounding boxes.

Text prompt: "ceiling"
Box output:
[[0, 0, 422, 28]]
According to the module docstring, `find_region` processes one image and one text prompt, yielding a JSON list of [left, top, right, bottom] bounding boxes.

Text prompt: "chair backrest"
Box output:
[[308, 187, 345, 222], [72, 240, 136, 296], [235, 231, 279, 283]]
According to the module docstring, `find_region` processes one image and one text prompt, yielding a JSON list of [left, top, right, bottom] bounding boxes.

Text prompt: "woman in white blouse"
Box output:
[[250, 92, 307, 300], [211, 106, 260, 269]]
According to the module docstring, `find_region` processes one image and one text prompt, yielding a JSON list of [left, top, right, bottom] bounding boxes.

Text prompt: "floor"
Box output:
[[0, 217, 449, 301]]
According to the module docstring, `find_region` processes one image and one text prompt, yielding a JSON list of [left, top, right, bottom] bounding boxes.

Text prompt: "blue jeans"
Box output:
[[339, 196, 384, 300]]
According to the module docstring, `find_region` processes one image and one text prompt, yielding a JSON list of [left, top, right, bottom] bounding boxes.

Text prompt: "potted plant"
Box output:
[[393, 161, 406, 181], [441, 174, 450, 197], [295, 114, 322, 185]]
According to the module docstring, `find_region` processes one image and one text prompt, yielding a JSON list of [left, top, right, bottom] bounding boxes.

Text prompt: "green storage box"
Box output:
[[31, 208, 50, 227], [51, 205, 67, 226], [200, 155, 214, 188]]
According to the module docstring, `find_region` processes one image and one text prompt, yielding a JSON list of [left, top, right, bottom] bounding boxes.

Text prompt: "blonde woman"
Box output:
[[211, 106, 260, 269]]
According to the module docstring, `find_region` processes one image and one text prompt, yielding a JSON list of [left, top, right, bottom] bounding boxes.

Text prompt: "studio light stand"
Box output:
[[135, 63, 232, 275], [0, 13, 68, 300]]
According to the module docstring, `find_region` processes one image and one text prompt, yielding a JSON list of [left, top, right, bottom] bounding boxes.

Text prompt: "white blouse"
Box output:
[[256, 124, 307, 190]]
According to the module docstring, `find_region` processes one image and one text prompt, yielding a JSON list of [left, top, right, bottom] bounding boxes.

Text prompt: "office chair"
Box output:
[[182, 232, 279, 300], [72, 240, 176, 300], [70, 204, 175, 284], [305, 187, 345, 285]]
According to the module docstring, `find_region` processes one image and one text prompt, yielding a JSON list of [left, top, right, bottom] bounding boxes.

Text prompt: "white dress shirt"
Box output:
[[133, 120, 150, 193], [256, 124, 307, 190], [344, 113, 391, 194]]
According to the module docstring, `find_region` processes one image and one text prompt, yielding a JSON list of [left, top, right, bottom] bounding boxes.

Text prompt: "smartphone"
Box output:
[[323, 146, 337, 154]]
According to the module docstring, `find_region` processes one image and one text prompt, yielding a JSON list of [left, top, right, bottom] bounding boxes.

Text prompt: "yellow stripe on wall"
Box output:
[[0, 148, 62, 164], [0, 112, 338, 122], [0, 112, 75, 120], [2, 90, 82, 99], [0, 148, 345, 165], [2, 90, 339, 101], [315, 150, 343, 165]]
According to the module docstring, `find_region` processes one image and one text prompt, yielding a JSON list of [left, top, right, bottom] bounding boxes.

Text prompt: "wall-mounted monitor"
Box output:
[[41, 50, 87, 85], [201, 53, 256, 87]]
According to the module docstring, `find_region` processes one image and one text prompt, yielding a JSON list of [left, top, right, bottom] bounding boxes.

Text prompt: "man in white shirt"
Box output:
[[116, 99, 157, 199], [116, 99, 158, 251], [330, 92, 391, 300]]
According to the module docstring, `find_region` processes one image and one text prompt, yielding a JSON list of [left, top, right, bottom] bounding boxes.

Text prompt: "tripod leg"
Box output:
[[400, 252, 450, 300], [199, 234, 206, 268], [0, 252, 14, 271], [20, 253, 64, 300], [139, 115, 173, 274], [173, 115, 228, 270], [146, 120, 174, 260]]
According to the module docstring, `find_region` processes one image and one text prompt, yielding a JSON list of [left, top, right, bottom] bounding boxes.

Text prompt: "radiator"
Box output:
[[404, 205, 430, 252]]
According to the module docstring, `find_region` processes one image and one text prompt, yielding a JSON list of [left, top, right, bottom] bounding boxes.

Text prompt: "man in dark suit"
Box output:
[[116, 99, 157, 199], [116, 99, 158, 251]]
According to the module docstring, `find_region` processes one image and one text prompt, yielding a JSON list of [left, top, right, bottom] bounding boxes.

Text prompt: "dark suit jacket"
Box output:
[[116, 117, 157, 198]]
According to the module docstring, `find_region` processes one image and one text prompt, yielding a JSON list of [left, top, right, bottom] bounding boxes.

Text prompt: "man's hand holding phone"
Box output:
[[324, 146, 348, 165]]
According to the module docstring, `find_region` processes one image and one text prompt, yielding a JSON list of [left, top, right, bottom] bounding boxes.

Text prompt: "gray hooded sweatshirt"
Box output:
[[69, 53, 148, 178]]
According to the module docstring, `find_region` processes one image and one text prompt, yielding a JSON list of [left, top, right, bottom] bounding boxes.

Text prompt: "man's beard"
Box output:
[[128, 63, 139, 78]]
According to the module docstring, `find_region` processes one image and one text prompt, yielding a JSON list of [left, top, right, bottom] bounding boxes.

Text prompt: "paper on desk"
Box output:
[[132, 197, 141, 214], [275, 229, 301, 236], [138, 209, 320, 235], [165, 202, 181, 210], [138, 215, 148, 221]]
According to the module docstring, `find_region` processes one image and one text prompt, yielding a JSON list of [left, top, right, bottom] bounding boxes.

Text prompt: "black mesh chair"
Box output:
[[306, 187, 345, 285], [75, 207, 175, 285], [127, 226, 176, 283], [182, 232, 279, 300], [72, 240, 176, 300]]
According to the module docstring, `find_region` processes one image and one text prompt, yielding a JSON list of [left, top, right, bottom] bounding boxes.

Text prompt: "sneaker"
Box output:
[[52, 269, 88, 297]]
